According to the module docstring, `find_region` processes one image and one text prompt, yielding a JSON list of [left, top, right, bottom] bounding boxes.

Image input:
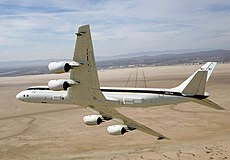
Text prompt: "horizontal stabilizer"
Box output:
[[193, 99, 225, 110]]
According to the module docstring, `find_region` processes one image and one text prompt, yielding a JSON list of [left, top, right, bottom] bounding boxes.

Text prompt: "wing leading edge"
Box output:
[[67, 25, 169, 139]]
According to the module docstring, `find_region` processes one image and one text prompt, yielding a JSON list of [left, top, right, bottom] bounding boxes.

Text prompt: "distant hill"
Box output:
[[96, 49, 230, 69], [95, 49, 207, 61], [0, 49, 229, 77]]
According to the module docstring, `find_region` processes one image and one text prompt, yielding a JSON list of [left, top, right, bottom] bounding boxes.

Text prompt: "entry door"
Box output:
[[159, 90, 164, 98]]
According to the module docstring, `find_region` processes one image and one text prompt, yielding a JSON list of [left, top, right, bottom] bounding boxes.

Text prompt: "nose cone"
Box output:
[[16, 92, 23, 100]]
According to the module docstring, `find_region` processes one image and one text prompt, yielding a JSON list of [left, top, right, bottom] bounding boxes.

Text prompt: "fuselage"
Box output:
[[16, 86, 196, 108]]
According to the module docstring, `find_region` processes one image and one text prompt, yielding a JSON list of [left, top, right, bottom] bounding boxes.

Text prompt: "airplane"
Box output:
[[16, 25, 225, 140]]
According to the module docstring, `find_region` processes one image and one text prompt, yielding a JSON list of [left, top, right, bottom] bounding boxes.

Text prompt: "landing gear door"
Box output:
[[123, 98, 143, 105], [53, 95, 62, 100], [123, 98, 134, 105]]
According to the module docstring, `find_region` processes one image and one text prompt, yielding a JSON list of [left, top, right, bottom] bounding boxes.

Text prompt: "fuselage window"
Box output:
[[27, 88, 50, 90]]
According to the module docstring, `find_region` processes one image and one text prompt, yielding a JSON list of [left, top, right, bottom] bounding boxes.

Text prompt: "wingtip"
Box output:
[[157, 136, 171, 140], [217, 107, 226, 110]]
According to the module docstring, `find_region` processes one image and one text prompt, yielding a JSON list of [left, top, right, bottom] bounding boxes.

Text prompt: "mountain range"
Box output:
[[0, 49, 229, 77]]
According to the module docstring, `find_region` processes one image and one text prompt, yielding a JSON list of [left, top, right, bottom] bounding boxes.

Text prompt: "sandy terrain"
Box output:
[[0, 63, 229, 160]]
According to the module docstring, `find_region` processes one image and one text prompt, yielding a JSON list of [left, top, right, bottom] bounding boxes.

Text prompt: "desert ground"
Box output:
[[0, 63, 229, 160]]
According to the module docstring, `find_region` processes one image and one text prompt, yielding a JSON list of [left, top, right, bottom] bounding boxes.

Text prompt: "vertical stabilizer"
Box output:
[[181, 71, 207, 95], [173, 62, 217, 95], [200, 62, 217, 82]]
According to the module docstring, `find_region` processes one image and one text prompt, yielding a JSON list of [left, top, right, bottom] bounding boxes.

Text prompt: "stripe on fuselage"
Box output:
[[100, 89, 208, 99]]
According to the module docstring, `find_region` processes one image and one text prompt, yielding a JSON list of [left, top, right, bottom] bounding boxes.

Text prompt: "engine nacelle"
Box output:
[[48, 79, 77, 91], [83, 115, 104, 125], [107, 125, 128, 135], [48, 61, 81, 74]]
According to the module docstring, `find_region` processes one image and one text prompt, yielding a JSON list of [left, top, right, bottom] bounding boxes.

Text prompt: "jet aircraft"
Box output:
[[16, 25, 225, 140]]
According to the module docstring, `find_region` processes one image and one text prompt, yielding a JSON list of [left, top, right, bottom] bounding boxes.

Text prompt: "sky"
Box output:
[[0, 0, 230, 61]]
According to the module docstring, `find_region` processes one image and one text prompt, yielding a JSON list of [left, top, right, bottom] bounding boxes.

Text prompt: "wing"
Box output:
[[89, 102, 170, 140], [67, 25, 169, 139], [68, 25, 105, 105]]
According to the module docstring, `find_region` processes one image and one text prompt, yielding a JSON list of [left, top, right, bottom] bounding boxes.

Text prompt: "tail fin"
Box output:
[[173, 62, 217, 96]]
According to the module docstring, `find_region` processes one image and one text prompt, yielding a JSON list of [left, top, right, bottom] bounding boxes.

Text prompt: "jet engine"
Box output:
[[48, 61, 81, 74], [83, 115, 104, 125], [48, 79, 77, 91], [107, 125, 128, 135]]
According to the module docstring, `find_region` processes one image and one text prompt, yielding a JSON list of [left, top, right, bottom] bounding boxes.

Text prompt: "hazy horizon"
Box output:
[[0, 48, 228, 63]]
